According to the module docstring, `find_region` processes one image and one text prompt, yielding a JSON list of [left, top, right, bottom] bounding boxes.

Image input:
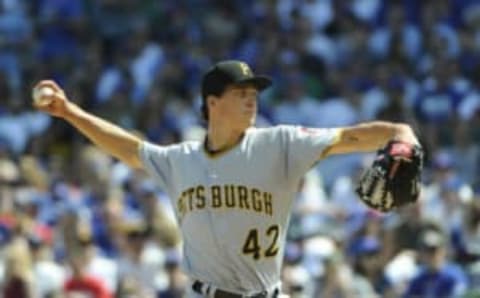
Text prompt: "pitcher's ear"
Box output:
[[207, 95, 217, 108]]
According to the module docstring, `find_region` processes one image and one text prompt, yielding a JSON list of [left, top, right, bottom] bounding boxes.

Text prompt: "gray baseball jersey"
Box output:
[[139, 125, 340, 295]]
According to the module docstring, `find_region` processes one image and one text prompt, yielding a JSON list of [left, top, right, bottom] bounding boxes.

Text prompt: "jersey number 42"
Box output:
[[242, 225, 279, 260]]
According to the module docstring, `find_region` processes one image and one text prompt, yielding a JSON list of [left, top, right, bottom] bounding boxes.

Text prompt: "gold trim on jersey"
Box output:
[[319, 128, 344, 159], [177, 184, 273, 220]]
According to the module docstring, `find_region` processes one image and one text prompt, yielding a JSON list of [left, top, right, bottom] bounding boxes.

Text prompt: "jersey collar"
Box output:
[[203, 132, 246, 159]]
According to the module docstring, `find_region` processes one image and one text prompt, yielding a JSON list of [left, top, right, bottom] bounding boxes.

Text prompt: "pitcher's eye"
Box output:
[[242, 90, 258, 98]]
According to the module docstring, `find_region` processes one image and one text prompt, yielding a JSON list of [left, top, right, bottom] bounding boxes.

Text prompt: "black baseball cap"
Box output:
[[201, 60, 272, 119]]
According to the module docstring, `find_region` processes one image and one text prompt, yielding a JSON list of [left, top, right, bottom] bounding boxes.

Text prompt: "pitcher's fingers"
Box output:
[[32, 99, 55, 110]]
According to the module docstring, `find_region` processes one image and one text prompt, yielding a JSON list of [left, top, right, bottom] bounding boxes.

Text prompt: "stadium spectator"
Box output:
[[404, 228, 468, 298]]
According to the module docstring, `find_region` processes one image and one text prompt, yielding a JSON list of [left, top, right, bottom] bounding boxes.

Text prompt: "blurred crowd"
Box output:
[[0, 0, 480, 297]]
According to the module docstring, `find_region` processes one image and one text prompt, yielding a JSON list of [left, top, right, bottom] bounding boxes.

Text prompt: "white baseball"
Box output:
[[32, 86, 55, 106]]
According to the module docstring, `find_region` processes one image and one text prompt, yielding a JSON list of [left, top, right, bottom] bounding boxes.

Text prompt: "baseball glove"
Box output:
[[356, 140, 424, 212]]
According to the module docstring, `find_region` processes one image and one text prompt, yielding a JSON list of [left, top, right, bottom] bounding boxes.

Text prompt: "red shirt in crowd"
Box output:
[[64, 276, 112, 298]]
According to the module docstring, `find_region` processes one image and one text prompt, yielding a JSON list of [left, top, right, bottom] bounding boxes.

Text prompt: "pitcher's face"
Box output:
[[215, 84, 259, 128]]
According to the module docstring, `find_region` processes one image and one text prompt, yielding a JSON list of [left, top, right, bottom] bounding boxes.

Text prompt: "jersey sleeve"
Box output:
[[282, 125, 342, 180], [138, 141, 173, 193]]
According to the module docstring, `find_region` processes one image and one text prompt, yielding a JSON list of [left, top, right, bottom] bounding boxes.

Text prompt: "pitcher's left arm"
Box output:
[[323, 121, 419, 157]]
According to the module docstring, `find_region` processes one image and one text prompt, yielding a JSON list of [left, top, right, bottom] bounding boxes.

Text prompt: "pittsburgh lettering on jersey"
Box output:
[[177, 185, 273, 219]]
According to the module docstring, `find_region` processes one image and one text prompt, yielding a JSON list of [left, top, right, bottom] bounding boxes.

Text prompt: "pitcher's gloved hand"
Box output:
[[356, 140, 424, 212]]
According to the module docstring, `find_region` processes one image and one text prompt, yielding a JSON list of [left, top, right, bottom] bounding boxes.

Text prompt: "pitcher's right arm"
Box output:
[[33, 80, 144, 169]]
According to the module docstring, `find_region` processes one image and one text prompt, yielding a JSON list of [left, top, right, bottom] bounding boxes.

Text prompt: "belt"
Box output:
[[192, 280, 279, 298]]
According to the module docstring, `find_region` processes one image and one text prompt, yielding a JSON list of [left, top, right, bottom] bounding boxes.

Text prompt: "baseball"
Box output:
[[32, 86, 55, 106]]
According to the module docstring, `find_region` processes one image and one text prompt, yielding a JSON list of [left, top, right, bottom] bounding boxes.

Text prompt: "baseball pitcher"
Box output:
[[33, 60, 421, 298]]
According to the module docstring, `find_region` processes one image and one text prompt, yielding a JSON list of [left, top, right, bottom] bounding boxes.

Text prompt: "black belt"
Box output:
[[192, 280, 279, 298]]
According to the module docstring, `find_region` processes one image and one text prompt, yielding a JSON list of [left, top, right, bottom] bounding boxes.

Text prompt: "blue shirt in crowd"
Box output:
[[404, 263, 467, 298]]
